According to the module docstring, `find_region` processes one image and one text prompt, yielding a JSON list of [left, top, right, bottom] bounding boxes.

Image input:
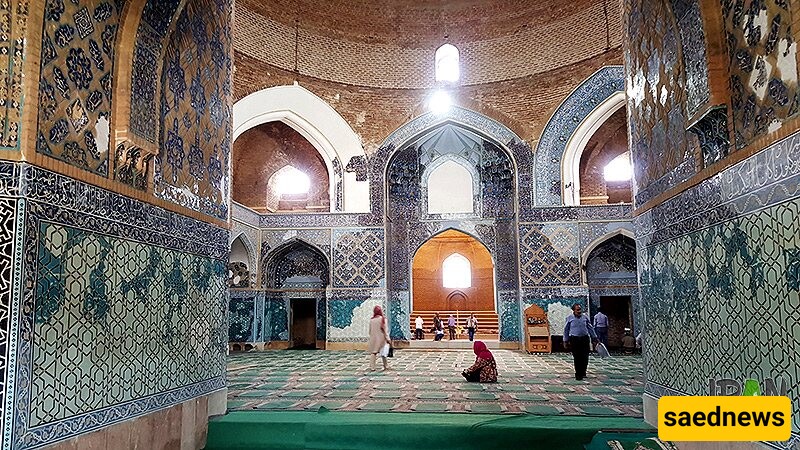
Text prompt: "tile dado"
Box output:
[[638, 130, 800, 448], [0, 160, 228, 449]]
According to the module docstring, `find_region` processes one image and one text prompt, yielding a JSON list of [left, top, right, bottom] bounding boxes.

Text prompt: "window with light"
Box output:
[[435, 44, 460, 82], [273, 165, 311, 195], [442, 253, 471, 288], [603, 152, 633, 182]]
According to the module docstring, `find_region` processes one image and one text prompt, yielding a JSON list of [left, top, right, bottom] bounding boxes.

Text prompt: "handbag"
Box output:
[[596, 342, 610, 358], [380, 343, 390, 357], [388, 345, 394, 357]]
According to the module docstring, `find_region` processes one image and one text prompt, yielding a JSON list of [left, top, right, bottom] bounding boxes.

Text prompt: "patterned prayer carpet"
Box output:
[[226, 350, 644, 417]]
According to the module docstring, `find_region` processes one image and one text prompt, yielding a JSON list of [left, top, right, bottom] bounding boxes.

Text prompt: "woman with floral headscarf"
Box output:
[[461, 341, 497, 382], [368, 305, 391, 371]]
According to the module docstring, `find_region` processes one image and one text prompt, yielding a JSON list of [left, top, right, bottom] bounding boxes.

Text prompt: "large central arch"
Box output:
[[375, 108, 524, 343]]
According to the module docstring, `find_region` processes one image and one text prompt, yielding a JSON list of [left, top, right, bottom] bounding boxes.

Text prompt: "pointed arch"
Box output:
[[535, 66, 625, 206], [561, 92, 627, 206], [263, 239, 330, 289], [581, 228, 636, 284], [233, 85, 368, 212], [230, 232, 258, 272], [422, 155, 479, 214]]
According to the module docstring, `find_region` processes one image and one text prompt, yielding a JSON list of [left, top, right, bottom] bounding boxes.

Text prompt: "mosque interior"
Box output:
[[0, 0, 798, 449]]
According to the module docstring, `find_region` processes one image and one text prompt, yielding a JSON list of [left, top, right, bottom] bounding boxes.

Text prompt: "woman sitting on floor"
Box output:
[[461, 341, 497, 383]]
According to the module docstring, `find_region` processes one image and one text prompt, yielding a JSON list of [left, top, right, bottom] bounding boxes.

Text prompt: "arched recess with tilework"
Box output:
[[534, 66, 625, 206], [233, 85, 369, 213], [561, 91, 627, 206]]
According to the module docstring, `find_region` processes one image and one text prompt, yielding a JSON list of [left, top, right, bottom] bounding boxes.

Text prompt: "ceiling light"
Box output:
[[429, 90, 452, 114]]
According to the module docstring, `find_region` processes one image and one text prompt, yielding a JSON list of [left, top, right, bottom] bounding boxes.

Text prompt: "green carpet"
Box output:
[[206, 410, 654, 450], [226, 350, 645, 416]]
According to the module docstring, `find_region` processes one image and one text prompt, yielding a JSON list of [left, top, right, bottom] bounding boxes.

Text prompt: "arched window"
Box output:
[[603, 152, 633, 182], [427, 160, 473, 213], [272, 165, 311, 195], [435, 44, 460, 82], [442, 253, 471, 288]]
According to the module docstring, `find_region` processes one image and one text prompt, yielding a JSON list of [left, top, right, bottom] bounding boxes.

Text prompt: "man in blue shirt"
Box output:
[[593, 308, 609, 347], [563, 303, 598, 380]]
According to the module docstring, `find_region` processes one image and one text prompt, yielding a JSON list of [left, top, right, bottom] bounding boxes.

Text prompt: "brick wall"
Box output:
[[232, 122, 329, 212], [235, 0, 622, 89], [233, 48, 624, 152]]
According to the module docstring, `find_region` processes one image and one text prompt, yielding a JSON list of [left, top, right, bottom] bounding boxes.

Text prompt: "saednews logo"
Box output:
[[658, 396, 791, 441]]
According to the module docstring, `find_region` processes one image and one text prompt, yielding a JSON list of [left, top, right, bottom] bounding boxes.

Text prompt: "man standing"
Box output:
[[447, 314, 456, 340], [415, 316, 424, 340], [563, 303, 597, 380], [433, 313, 444, 341], [593, 308, 609, 348], [466, 314, 478, 341]]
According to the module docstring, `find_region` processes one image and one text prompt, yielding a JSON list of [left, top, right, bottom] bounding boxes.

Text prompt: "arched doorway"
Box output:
[[410, 230, 498, 340], [378, 113, 521, 344], [264, 240, 329, 349], [583, 233, 638, 349]]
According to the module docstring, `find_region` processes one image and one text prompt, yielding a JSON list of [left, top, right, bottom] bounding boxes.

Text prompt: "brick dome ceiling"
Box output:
[[234, 0, 622, 89]]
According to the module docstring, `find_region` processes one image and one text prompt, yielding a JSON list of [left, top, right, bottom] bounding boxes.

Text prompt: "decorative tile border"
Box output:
[[635, 128, 800, 247], [534, 66, 625, 206]]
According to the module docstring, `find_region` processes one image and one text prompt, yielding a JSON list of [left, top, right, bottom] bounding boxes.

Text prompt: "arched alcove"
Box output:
[[233, 85, 368, 212], [376, 107, 524, 343], [229, 236, 251, 288], [535, 66, 625, 206], [263, 240, 330, 349], [561, 92, 631, 205], [411, 229, 495, 313], [233, 123, 330, 213], [427, 160, 474, 214], [264, 240, 330, 289], [583, 233, 639, 346]]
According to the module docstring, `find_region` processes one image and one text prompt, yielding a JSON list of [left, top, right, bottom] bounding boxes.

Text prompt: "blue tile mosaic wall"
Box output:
[[229, 291, 289, 343], [37, 0, 121, 175], [670, 0, 709, 117], [3, 162, 228, 449], [723, 0, 800, 150], [519, 223, 580, 286], [129, 0, 182, 144], [0, 2, 27, 150], [636, 129, 800, 447], [0, 197, 22, 449], [332, 229, 384, 288], [534, 66, 624, 207], [624, 0, 699, 207], [153, 0, 232, 220]]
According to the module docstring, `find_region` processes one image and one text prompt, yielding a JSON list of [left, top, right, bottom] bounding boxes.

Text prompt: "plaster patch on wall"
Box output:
[[94, 116, 110, 159], [547, 302, 572, 335], [777, 39, 798, 84], [327, 297, 379, 339]]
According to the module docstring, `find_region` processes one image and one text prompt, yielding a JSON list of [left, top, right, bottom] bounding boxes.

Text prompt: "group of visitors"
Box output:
[[370, 306, 496, 382], [414, 313, 479, 341], [371, 302, 640, 384]]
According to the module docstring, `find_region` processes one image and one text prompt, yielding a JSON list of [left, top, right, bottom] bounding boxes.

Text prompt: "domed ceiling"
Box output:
[[234, 0, 622, 88]]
